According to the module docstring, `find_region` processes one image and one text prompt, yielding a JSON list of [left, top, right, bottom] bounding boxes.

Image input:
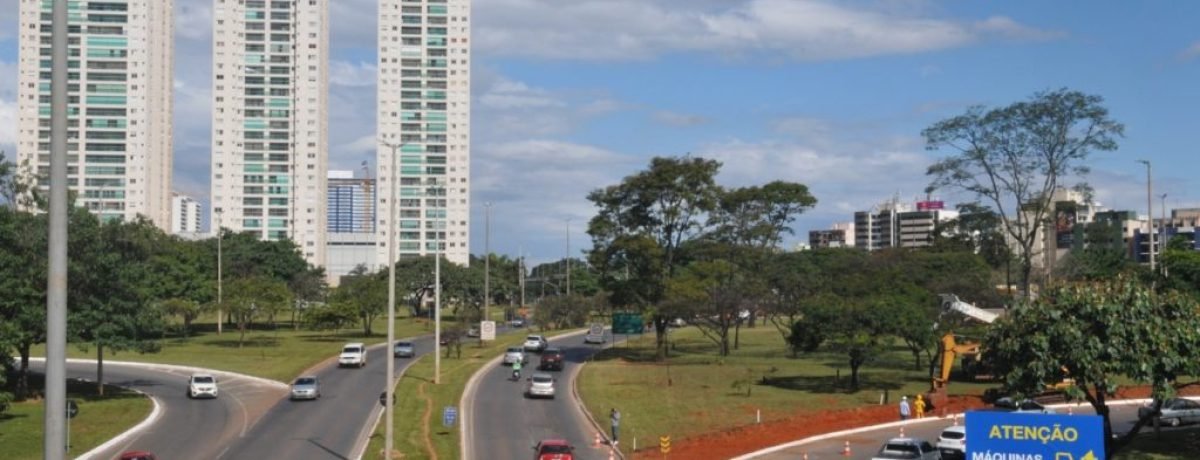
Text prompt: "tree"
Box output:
[[588, 156, 722, 360], [924, 89, 1123, 298], [223, 276, 292, 347], [665, 258, 746, 356], [0, 207, 47, 398], [984, 278, 1200, 457], [827, 299, 892, 390], [1160, 235, 1200, 295], [330, 266, 387, 336], [288, 267, 328, 330], [159, 298, 204, 338], [531, 293, 592, 330]]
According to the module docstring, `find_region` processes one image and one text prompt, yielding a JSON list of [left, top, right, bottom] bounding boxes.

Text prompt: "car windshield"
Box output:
[[507, 348, 522, 353], [526, 336, 541, 341], [876, 443, 921, 459], [533, 375, 553, 383], [544, 348, 561, 354], [192, 376, 214, 384], [343, 346, 361, 353], [540, 444, 571, 454], [294, 378, 316, 386], [395, 342, 412, 347]]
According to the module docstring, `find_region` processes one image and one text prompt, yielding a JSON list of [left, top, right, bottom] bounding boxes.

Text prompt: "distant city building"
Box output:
[[854, 200, 907, 250], [1014, 188, 1099, 272], [809, 229, 848, 249], [853, 199, 957, 250], [210, 0, 330, 265], [897, 208, 958, 248], [17, 0, 175, 229], [376, 0, 472, 269], [171, 193, 203, 234], [326, 233, 376, 286], [327, 170, 376, 234], [1134, 208, 1200, 263]]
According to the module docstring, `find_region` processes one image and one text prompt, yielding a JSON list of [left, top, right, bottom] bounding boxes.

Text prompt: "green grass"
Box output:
[[578, 326, 996, 448], [30, 313, 460, 383], [1113, 428, 1200, 460], [364, 328, 581, 459], [0, 379, 151, 460]]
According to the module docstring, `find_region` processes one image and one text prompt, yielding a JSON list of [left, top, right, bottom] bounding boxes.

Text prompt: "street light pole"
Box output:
[[484, 202, 491, 324], [216, 209, 223, 335], [1138, 160, 1154, 270], [434, 182, 442, 384], [380, 140, 404, 458], [1161, 193, 1169, 255], [566, 218, 571, 296], [45, 0, 70, 455]]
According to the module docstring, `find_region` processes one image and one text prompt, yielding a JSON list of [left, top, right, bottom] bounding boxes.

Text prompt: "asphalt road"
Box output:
[[469, 331, 615, 460], [216, 335, 435, 460], [749, 402, 1162, 459], [29, 359, 284, 460]]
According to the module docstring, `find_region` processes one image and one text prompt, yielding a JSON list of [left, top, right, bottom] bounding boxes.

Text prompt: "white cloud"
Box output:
[[474, 0, 1060, 61], [653, 110, 708, 127], [329, 61, 376, 88], [1180, 42, 1200, 61], [0, 59, 16, 151]]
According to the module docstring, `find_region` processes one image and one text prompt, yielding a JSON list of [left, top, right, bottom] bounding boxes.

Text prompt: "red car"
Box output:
[[119, 452, 157, 460], [534, 439, 574, 460]]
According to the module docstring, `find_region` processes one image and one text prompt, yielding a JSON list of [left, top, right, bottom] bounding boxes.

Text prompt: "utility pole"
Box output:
[[1138, 160, 1154, 270], [566, 218, 571, 296], [380, 140, 404, 458], [216, 209, 223, 335], [434, 182, 443, 384], [1161, 193, 1169, 254], [519, 246, 525, 310], [484, 202, 491, 323], [45, 0, 69, 456]]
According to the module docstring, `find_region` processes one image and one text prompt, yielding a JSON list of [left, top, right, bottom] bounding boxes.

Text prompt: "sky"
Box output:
[[1, 0, 1198, 267]]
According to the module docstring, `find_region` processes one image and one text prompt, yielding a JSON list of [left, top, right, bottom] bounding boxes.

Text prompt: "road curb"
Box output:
[[75, 382, 164, 460], [27, 357, 290, 390], [569, 331, 626, 460], [729, 396, 1188, 460]]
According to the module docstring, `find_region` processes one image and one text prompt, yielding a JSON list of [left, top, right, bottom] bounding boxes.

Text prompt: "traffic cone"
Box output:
[[953, 414, 960, 426], [608, 447, 616, 460], [803, 453, 809, 460], [593, 432, 601, 448], [900, 426, 906, 437], [1067, 406, 1073, 415], [842, 440, 852, 456]]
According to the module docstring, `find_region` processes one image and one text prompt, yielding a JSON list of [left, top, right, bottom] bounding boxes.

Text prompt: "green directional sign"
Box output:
[[612, 312, 643, 334]]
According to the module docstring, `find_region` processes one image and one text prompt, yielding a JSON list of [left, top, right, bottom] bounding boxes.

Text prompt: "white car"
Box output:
[[525, 373, 556, 399], [523, 335, 548, 352], [187, 374, 218, 399], [937, 425, 966, 460], [871, 437, 939, 460], [503, 347, 527, 365], [584, 326, 606, 344], [338, 342, 367, 368]]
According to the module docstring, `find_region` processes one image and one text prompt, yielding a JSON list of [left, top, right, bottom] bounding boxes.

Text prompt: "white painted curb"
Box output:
[[76, 387, 164, 460], [28, 357, 289, 390], [730, 396, 1197, 460]]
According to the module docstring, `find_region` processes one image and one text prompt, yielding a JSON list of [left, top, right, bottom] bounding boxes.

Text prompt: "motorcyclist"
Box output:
[[511, 358, 523, 381]]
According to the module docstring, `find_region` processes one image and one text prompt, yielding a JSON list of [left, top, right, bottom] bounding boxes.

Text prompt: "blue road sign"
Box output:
[[967, 411, 1104, 460], [443, 405, 458, 427]]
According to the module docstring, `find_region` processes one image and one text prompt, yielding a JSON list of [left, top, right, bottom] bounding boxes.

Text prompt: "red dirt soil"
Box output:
[[629, 385, 1200, 460]]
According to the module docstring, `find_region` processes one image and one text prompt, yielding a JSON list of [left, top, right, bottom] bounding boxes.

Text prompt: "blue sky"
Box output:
[[1, 0, 1198, 266]]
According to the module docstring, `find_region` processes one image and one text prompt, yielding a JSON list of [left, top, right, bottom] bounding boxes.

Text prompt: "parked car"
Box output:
[[290, 376, 321, 401], [394, 341, 415, 358], [991, 397, 1056, 414], [504, 347, 528, 365], [533, 439, 574, 460], [1138, 397, 1200, 427], [871, 437, 940, 460], [187, 373, 219, 399], [539, 347, 565, 371], [526, 373, 557, 399], [523, 335, 548, 352], [511, 318, 526, 328], [339, 342, 367, 368], [936, 425, 966, 460], [119, 452, 158, 460]]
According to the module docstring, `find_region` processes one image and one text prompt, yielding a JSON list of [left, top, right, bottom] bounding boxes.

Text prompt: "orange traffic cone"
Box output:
[[593, 432, 601, 448], [842, 440, 852, 456], [608, 447, 616, 460], [803, 453, 809, 460], [953, 414, 960, 426], [900, 426, 906, 437]]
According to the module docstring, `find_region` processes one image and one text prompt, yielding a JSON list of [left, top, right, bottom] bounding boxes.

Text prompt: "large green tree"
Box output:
[[924, 89, 1124, 298], [588, 156, 722, 360], [223, 276, 293, 347], [0, 207, 47, 398], [985, 278, 1200, 457]]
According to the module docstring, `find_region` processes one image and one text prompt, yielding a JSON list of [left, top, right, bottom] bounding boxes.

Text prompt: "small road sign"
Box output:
[[659, 435, 671, 454], [480, 321, 496, 341], [66, 399, 79, 419], [443, 406, 458, 427]]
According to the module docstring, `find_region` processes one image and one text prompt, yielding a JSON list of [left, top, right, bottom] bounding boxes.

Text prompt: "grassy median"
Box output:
[[577, 325, 995, 451], [0, 378, 152, 460], [29, 314, 456, 383], [365, 328, 580, 459]]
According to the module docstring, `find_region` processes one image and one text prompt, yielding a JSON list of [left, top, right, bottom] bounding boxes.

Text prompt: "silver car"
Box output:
[[525, 373, 556, 399], [503, 347, 527, 365], [290, 376, 321, 401], [871, 437, 939, 460], [394, 341, 415, 358], [1139, 398, 1200, 427]]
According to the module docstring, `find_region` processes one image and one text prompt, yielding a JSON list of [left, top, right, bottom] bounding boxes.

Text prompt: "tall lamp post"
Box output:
[[565, 218, 571, 296], [216, 209, 224, 335], [433, 181, 443, 384], [379, 139, 405, 458], [1161, 193, 1169, 255], [1137, 160, 1153, 270], [483, 202, 491, 324], [45, 0, 70, 455]]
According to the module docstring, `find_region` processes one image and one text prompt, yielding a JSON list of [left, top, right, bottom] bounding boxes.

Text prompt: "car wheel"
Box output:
[[1169, 417, 1181, 427]]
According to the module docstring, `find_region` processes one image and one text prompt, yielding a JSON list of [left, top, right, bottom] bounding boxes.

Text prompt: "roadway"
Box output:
[[746, 402, 1160, 459], [469, 331, 615, 460], [28, 358, 285, 460]]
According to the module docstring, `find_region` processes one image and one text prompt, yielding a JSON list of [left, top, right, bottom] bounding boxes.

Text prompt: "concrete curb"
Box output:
[[730, 396, 1193, 460], [28, 357, 290, 390], [76, 384, 164, 460], [569, 329, 626, 460]]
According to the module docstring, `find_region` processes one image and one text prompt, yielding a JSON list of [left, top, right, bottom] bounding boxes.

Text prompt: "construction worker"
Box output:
[[914, 394, 926, 418]]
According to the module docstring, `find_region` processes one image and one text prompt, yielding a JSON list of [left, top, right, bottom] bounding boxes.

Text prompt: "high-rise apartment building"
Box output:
[[210, 0, 329, 266], [16, 0, 175, 228], [171, 192, 202, 234], [376, 0, 472, 268], [327, 170, 376, 234]]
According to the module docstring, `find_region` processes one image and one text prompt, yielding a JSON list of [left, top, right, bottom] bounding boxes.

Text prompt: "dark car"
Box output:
[[120, 452, 158, 460], [533, 439, 574, 460], [539, 347, 564, 371]]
